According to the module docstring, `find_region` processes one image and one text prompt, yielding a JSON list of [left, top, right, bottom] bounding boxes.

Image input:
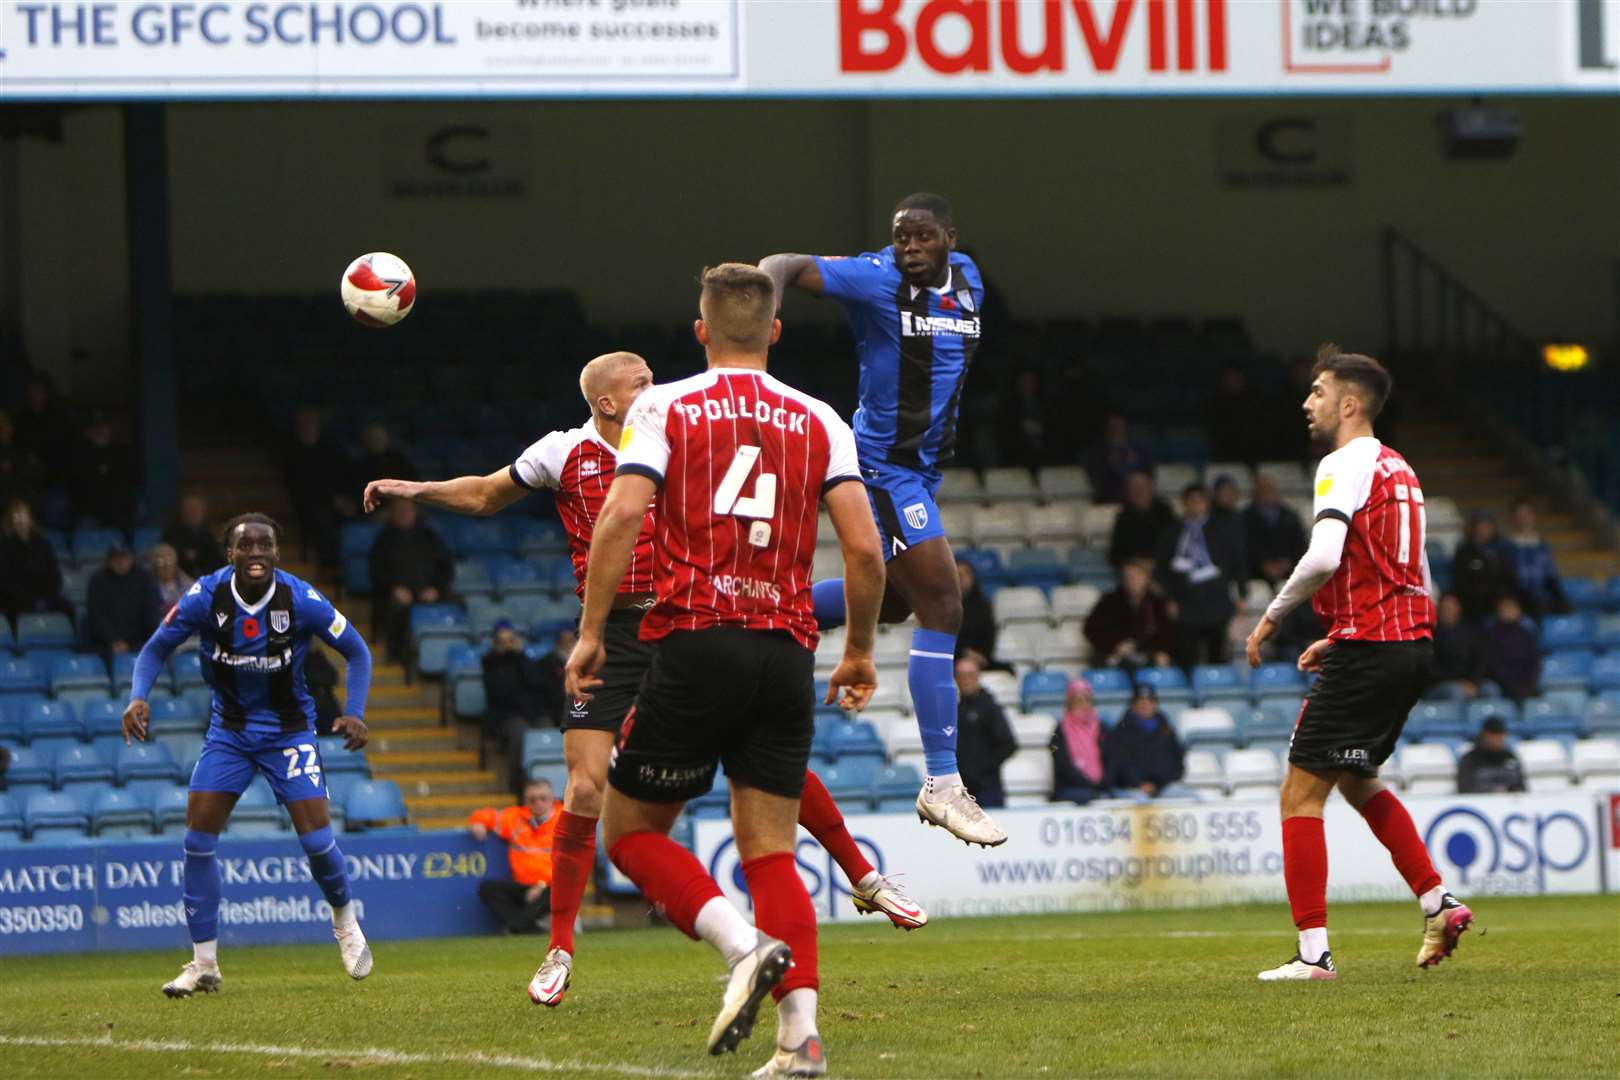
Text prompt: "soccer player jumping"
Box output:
[[122, 514, 374, 996], [761, 192, 1006, 847], [1245, 346, 1474, 981]]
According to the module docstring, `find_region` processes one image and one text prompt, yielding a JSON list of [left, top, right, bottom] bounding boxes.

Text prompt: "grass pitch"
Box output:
[[1, 894, 1615, 1079]]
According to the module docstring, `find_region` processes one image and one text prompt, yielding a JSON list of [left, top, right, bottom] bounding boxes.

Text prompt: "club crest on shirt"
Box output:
[[271, 611, 289, 633], [957, 290, 976, 313]]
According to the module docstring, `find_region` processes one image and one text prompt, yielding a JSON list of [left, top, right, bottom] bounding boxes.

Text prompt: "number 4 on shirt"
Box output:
[[713, 445, 777, 518]]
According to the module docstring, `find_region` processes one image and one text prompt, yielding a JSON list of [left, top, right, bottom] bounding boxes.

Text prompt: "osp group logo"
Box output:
[[1423, 803, 1593, 893]]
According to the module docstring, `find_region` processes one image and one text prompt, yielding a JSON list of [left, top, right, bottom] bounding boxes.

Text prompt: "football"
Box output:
[[340, 251, 416, 327]]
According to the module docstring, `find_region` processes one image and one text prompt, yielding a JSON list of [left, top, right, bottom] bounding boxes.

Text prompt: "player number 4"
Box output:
[[713, 445, 777, 549]]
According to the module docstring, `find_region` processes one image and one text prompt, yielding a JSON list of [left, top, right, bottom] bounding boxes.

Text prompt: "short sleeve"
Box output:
[[816, 406, 861, 493], [615, 391, 672, 486], [161, 578, 211, 636], [297, 581, 351, 647], [510, 430, 569, 491], [1313, 444, 1375, 526], [815, 251, 890, 305]]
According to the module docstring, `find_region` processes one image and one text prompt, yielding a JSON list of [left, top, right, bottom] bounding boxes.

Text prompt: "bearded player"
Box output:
[[1245, 345, 1474, 981], [760, 192, 1005, 847], [364, 353, 926, 1011]]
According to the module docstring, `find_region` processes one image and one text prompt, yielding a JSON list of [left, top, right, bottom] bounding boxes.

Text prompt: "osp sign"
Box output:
[[839, 0, 1231, 76]]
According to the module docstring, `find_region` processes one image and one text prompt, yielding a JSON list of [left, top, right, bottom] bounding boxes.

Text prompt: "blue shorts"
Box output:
[[860, 460, 946, 562], [191, 725, 329, 805]]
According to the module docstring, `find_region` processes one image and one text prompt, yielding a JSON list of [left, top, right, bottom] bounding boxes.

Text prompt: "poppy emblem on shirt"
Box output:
[[271, 611, 289, 633], [940, 294, 957, 311], [242, 617, 260, 639]]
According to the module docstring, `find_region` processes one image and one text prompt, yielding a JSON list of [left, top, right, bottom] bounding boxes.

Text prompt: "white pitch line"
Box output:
[[0, 1033, 712, 1078]]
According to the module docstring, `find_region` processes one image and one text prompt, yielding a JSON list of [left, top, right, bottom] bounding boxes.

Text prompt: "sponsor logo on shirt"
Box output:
[[210, 645, 293, 672], [900, 312, 981, 338], [710, 574, 783, 604]]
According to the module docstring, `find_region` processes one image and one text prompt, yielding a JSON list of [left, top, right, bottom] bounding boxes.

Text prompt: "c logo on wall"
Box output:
[[1424, 804, 1593, 890]]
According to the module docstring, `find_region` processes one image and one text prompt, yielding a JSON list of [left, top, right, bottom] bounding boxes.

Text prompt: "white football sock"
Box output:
[[331, 902, 358, 928], [694, 897, 758, 967], [855, 870, 882, 892], [1298, 927, 1329, 964], [1419, 884, 1447, 916], [193, 939, 218, 967], [926, 772, 963, 793], [776, 988, 819, 1048]]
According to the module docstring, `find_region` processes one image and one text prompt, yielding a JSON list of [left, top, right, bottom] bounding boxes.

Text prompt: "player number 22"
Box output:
[[713, 444, 777, 519], [283, 744, 322, 782]]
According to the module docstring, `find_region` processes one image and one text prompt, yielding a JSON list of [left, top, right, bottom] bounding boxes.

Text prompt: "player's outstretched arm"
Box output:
[[122, 618, 191, 743], [758, 254, 825, 307], [362, 468, 527, 516], [1245, 517, 1349, 667], [824, 480, 885, 711], [566, 473, 657, 702]]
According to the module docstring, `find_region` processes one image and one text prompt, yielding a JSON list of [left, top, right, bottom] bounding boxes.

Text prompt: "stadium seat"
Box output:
[[1594, 614, 1620, 650], [116, 741, 182, 787], [1540, 614, 1594, 653], [110, 652, 139, 694], [1516, 740, 1574, 790], [26, 791, 89, 838], [148, 696, 207, 736], [1026, 504, 1083, 544], [16, 613, 76, 651], [1240, 701, 1300, 746], [71, 527, 124, 565], [1036, 625, 1086, 668], [982, 467, 1040, 503], [1588, 654, 1620, 692], [54, 744, 113, 796], [1541, 650, 1596, 691], [3, 744, 54, 788], [1183, 749, 1225, 797], [993, 586, 1050, 626], [938, 505, 976, 545], [318, 737, 369, 776], [1192, 665, 1247, 706], [345, 780, 409, 828], [1003, 750, 1053, 797], [934, 468, 983, 505], [955, 547, 1005, 584], [981, 669, 1019, 707], [151, 785, 191, 834], [1223, 748, 1281, 799], [1465, 698, 1518, 728], [523, 729, 566, 768], [452, 559, 494, 599], [416, 631, 472, 679], [0, 792, 22, 842], [80, 699, 124, 740], [341, 521, 382, 558], [1407, 701, 1471, 743], [49, 653, 109, 695], [1019, 671, 1069, 712], [1049, 584, 1100, 621], [492, 560, 550, 598], [168, 650, 207, 690], [1520, 698, 1584, 740], [864, 679, 908, 716], [0, 655, 49, 695], [21, 699, 82, 742], [1176, 707, 1238, 749], [1571, 739, 1620, 787], [410, 603, 470, 638], [1398, 744, 1457, 795], [1006, 547, 1068, 588], [1135, 666, 1191, 704], [1083, 667, 1133, 706], [1154, 464, 1199, 494], [870, 762, 922, 804], [818, 761, 877, 807], [973, 505, 1027, 544], [1009, 709, 1055, 749], [1587, 693, 1620, 738], [453, 680, 487, 720], [1256, 461, 1311, 496], [1037, 466, 1092, 501], [92, 788, 155, 837], [997, 625, 1042, 667], [1251, 663, 1306, 702], [1079, 505, 1119, 547]]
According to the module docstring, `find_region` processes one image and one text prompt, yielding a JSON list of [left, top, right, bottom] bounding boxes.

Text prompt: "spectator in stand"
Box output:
[[11, 373, 72, 483], [1156, 484, 1244, 668], [1430, 593, 1489, 699], [0, 498, 73, 628], [1050, 677, 1107, 804], [997, 369, 1060, 470], [1482, 594, 1541, 702], [1504, 499, 1566, 620], [483, 620, 562, 793], [70, 412, 136, 529], [467, 779, 558, 935], [86, 540, 163, 660], [1205, 365, 1269, 465], [956, 559, 1009, 672], [0, 410, 44, 507], [146, 542, 194, 608], [356, 423, 419, 486], [1084, 558, 1176, 671], [1456, 716, 1526, 794], [1107, 470, 1177, 568], [1243, 474, 1308, 585], [282, 406, 359, 567], [1206, 474, 1249, 592], [162, 492, 226, 579], [1084, 413, 1155, 505], [1103, 684, 1188, 800], [368, 496, 454, 663], [533, 628, 574, 726], [954, 656, 1017, 809], [1452, 511, 1515, 623]]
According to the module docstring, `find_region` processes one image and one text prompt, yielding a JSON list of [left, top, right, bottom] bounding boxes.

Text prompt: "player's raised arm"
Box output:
[[362, 466, 527, 516], [758, 253, 824, 305]]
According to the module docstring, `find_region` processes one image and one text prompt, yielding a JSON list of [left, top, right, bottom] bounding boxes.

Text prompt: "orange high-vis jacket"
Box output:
[[469, 805, 557, 886]]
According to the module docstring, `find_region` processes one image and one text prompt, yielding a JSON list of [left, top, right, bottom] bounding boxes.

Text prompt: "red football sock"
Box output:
[[743, 851, 819, 1001], [1358, 789, 1443, 896], [548, 810, 597, 955], [798, 770, 876, 887], [1282, 816, 1328, 931], [608, 830, 721, 941]]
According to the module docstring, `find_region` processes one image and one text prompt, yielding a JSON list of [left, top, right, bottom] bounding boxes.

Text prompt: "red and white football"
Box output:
[[340, 252, 416, 327]]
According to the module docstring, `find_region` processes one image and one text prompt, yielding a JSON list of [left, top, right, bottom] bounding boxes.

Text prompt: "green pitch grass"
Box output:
[[2, 895, 1615, 1079]]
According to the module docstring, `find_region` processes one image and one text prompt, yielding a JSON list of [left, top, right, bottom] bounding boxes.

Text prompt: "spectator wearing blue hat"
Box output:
[[1103, 684, 1189, 801]]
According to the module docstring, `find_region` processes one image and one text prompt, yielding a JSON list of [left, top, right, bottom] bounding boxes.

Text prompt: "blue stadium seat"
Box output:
[[1406, 701, 1470, 743], [92, 788, 154, 837], [446, 643, 483, 681], [344, 555, 372, 594], [229, 779, 284, 833], [54, 743, 113, 795], [1083, 668, 1133, 705], [0, 695, 43, 741], [410, 604, 469, 638], [317, 736, 370, 776], [451, 519, 512, 557], [1520, 698, 1583, 740], [870, 762, 922, 803], [828, 722, 886, 764], [26, 791, 89, 838], [1135, 666, 1191, 704], [1541, 650, 1596, 690], [344, 780, 408, 828], [148, 696, 207, 735], [452, 559, 494, 598], [515, 521, 568, 558], [453, 679, 486, 719], [0, 620, 13, 653], [152, 785, 191, 834], [110, 652, 139, 693], [1251, 663, 1306, 702], [16, 613, 76, 651], [416, 631, 472, 678], [1464, 698, 1519, 729], [132, 525, 161, 553], [0, 655, 49, 695], [492, 560, 550, 598], [526, 762, 569, 801], [529, 595, 582, 633], [1587, 692, 1620, 737], [813, 763, 872, 804], [3, 744, 54, 788], [1017, 670, 1069, 712], [155, 733, 204, 775], [523, 729, 565, 767], [1192, 664, 1247, 705], [1561, 576, 1604, 613], [49, 653, 109, 694], [71, 527, 124, 565], [168, 650, 207, 690], [1541, 614, 1595, 652], [1006, 548, 1066, 588], [1590, 654, 1620, 692], [956, 548, 1005, 586], [0, 793, 22, 841], [22, 699, 82, 742], [341, 521, 381, 558], [1596, 615, 1620, 651], [1238, 703, 1299, 746], [116, 741, 182, 787]]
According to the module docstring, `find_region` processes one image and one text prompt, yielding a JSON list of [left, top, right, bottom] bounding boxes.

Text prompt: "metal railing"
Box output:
[[1380, 226, 1539, 366]]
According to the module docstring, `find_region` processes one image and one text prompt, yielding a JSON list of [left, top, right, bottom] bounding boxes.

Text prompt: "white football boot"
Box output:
[[162, 960, 222, 998], [1257, 952, 1338, 981], [1417, 893, 1476, 969], [334, 917, 373, 979], [528, 946, 573, 1007], [707, 934, 792, 1056], [852, 873, 929, 930], [752, 1036, 828, 1078], [916, 779, 1007, 847]]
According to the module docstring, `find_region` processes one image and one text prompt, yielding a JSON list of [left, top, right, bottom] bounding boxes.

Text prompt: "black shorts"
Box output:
[[608, 627, 815, 804], [1290, 639, 1433, 778], [564, 607, 654, 734]]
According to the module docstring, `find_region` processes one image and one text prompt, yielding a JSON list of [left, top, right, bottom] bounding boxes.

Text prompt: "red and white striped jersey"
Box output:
[[1311, 436, 1435, 642], [510, 421, 656, 599], [614, 367, 861, 651]]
